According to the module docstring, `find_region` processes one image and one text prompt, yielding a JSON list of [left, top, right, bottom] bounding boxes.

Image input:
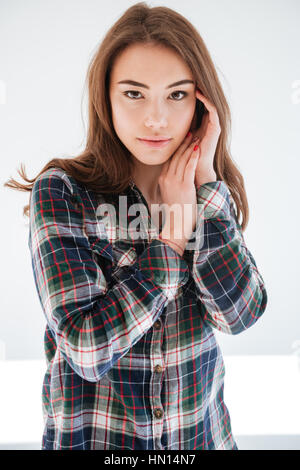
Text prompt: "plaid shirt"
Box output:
[[28, 167, 267, 450]]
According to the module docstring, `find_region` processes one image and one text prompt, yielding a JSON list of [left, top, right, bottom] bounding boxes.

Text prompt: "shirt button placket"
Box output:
[[150, 318, 165, 450]]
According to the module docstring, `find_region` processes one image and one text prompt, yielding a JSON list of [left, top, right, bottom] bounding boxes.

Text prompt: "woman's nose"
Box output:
[[144, 111, 168, 127], [143, 99, 169, 126], [144, 117, 167, 128]]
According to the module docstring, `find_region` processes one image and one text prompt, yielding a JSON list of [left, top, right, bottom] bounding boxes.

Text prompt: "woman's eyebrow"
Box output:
[[117, 79, 194, 89]]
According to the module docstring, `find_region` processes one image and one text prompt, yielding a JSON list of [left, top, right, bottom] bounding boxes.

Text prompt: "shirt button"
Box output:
[[154, 408, 163, 419], [154, 364, 163, 373], [153, 320, 161, 330]]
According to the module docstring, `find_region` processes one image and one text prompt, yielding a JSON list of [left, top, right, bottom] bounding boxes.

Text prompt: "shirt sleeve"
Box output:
[[28, 170, 189, 382], [188, 180, 268, 335]]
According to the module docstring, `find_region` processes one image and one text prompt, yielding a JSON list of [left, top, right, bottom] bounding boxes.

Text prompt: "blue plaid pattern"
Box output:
[[28, 167, 267, 450]]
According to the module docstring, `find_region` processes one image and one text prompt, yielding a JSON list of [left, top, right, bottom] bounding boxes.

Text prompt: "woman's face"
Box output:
[[109, 43, 197, 167]]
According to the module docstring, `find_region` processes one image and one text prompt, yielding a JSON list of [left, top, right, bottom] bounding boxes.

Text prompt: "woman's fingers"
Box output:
[[184, 145, 200, 183], [175, 136, 199, 179], [167, 132, 194, 175], [160, 132, 199, 184]]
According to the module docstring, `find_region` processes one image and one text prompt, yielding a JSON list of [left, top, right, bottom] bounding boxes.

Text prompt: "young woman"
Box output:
[[5, 2, 268, 450]]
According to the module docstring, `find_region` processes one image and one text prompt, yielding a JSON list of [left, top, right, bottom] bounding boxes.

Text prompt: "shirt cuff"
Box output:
[[195, 181, 232, 221], [184, 181, 233, 253]]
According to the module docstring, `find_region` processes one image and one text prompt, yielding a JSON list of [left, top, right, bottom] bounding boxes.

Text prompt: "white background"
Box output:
[[0, 0, 299, 449]]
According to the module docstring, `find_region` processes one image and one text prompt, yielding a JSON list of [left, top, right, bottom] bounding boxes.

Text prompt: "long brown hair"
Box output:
[[4, 1, 249, 230]]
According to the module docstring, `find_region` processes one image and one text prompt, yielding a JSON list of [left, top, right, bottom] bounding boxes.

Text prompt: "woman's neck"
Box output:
[[131, 162, 163, 206]]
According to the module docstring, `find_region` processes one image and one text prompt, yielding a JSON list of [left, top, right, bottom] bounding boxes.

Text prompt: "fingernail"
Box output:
[[193, 144, 199, 151], [186, 131, 192, 138]]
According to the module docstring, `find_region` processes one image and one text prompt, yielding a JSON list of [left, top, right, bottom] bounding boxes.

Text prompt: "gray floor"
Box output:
[[0, 435, 299, 450], [235, 435, 300, 450]]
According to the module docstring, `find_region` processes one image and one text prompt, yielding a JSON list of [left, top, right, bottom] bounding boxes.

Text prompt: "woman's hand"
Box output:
[[192, 89, 221, 188], [156, 133, 201, 252]]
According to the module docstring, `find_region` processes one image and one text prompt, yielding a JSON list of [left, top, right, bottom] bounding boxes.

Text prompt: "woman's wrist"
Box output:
[[196, 171, 217, 189], [154, 234, 186, 257]]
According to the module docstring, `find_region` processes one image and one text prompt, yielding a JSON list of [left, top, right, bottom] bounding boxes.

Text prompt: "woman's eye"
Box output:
[[123, 90, 142, 99], [170, 91, 187, 100], [123, 90, 187, 100]]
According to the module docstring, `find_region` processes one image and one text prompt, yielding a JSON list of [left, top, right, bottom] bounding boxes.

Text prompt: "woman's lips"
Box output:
[[138, 138, 171, 148]]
